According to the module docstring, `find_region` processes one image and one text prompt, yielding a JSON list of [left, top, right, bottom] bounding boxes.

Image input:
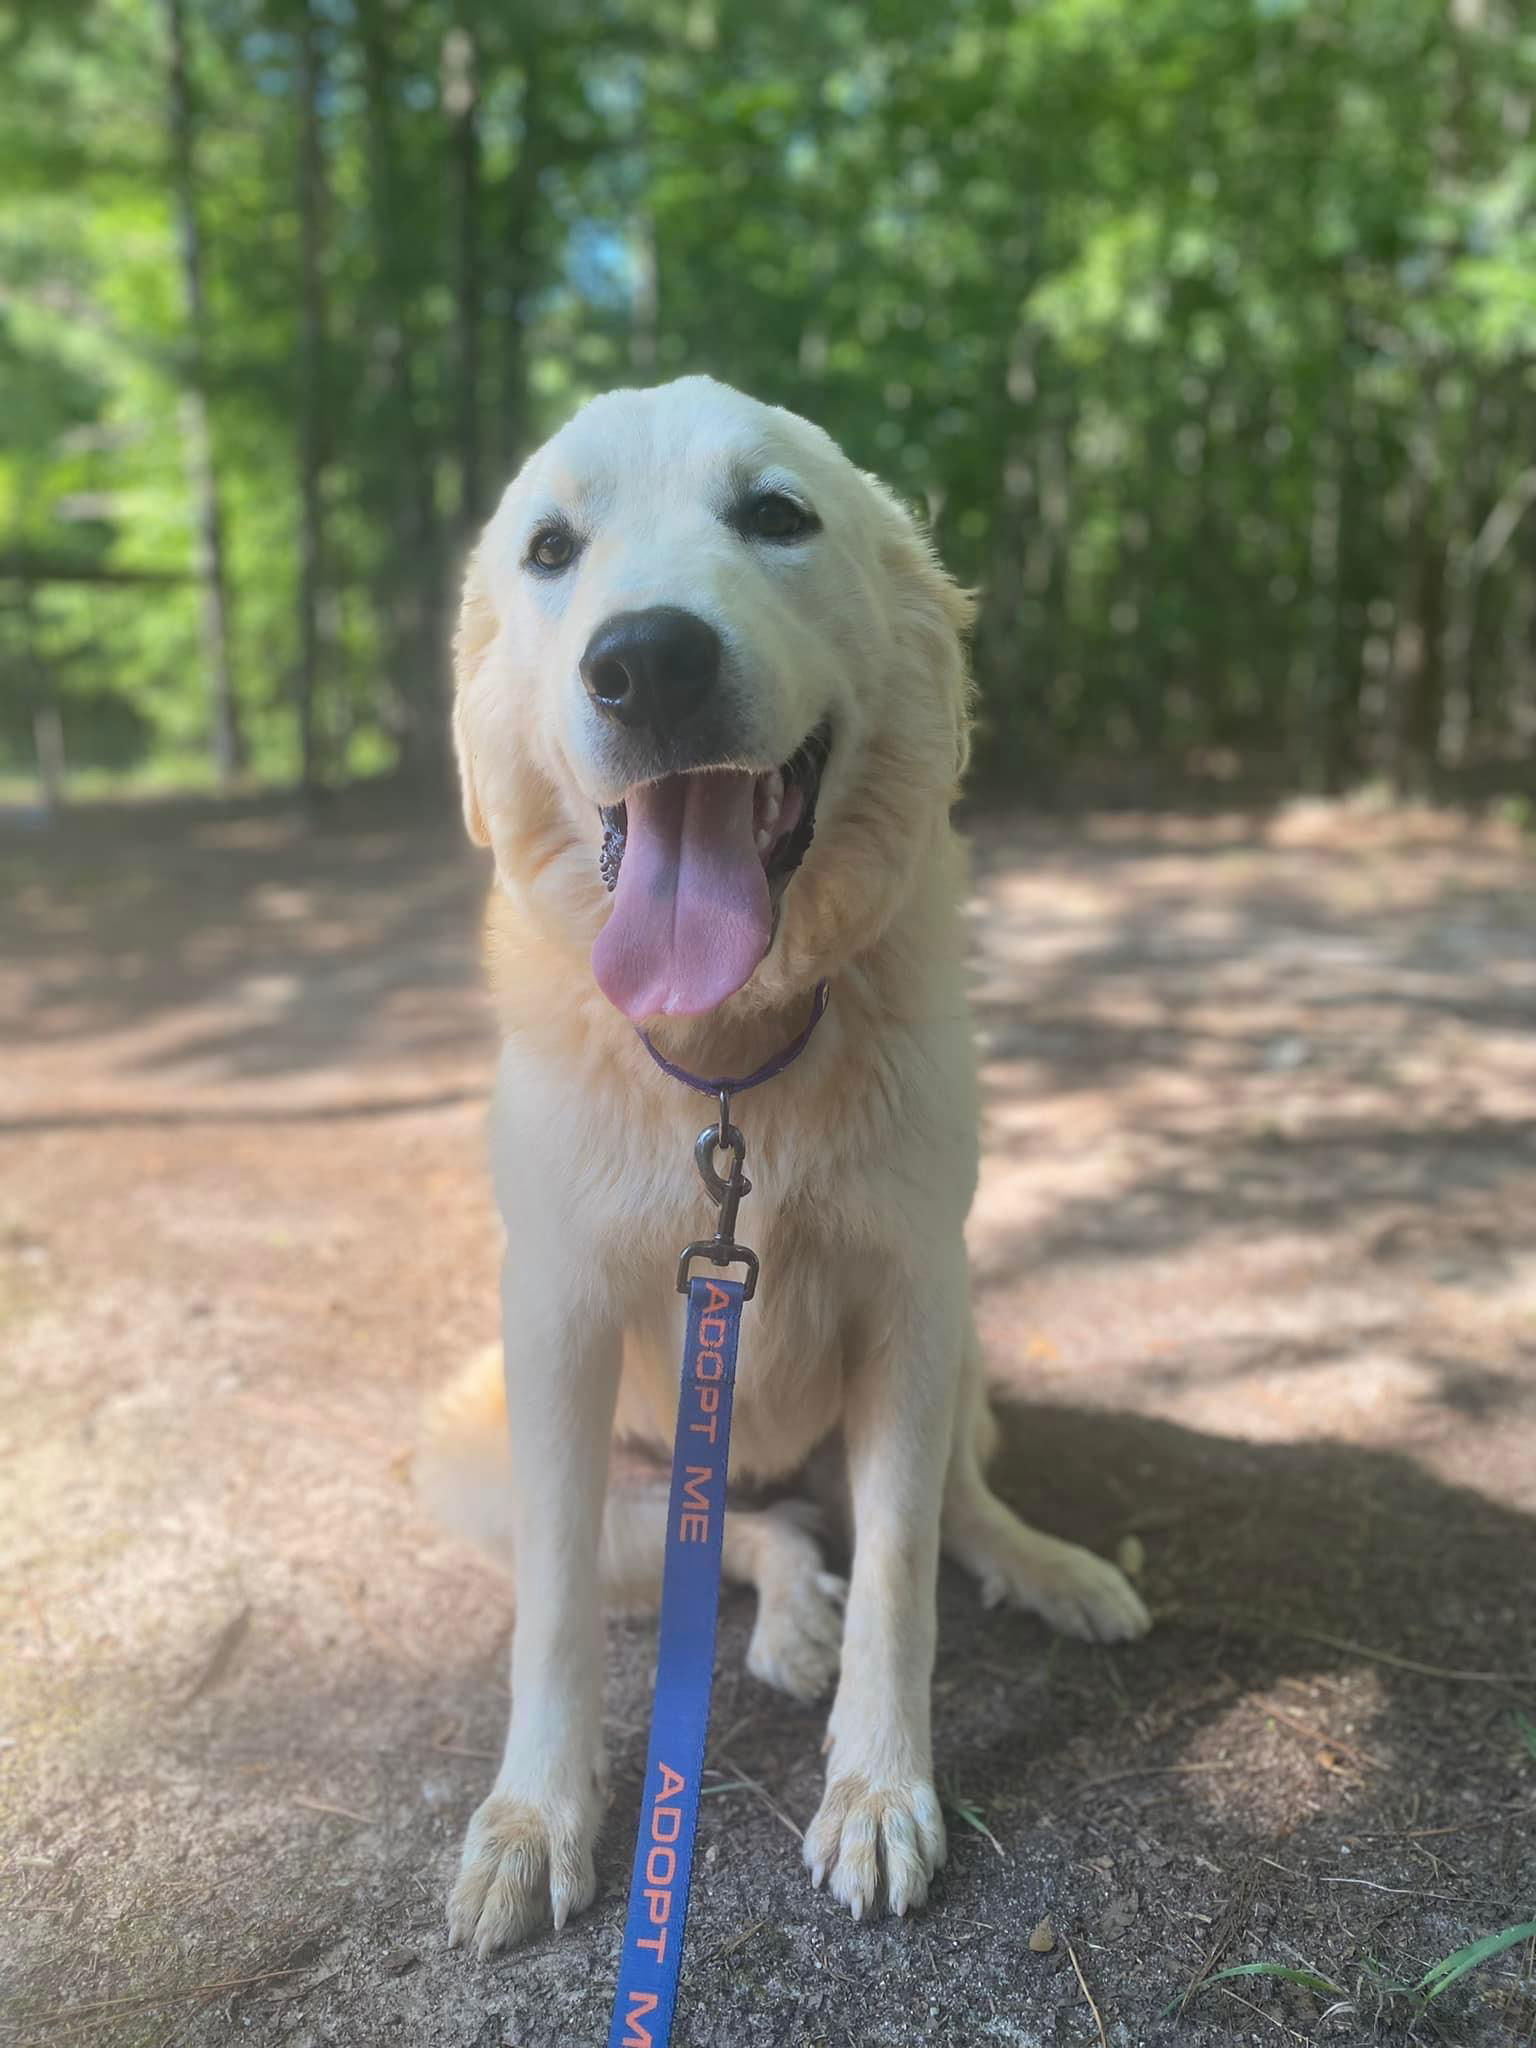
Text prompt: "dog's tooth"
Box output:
[[755, 828, 772, 854]]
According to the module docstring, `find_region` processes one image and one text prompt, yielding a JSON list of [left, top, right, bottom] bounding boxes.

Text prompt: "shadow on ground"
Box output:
[[0, 790, 488, 1089], [6, 1407, 1534, 2048], [3, 793, 1534, 2047]]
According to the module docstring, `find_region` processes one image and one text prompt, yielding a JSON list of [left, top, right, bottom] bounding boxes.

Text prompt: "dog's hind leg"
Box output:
[[941, 1326, 1151, 1644], [605, 1485, 845, 1703], [419, 1351, 843, 1701], [729, 1499, 847, 1703]]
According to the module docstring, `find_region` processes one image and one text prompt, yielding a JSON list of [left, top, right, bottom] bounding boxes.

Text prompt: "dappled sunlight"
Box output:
[[965, 807, 1536, 1540], [0, 795, 497, 1126], [1175, 1666, 1393, 1836], [1153, 1347, 1454, 1450], [5, 800, 1533, 2045], [8, 0, 1536, 2022]]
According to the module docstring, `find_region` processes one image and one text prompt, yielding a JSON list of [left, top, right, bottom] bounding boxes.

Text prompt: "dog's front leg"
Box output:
[[803, 1256, 962, 1919], [448, 1252, 620, 1957]]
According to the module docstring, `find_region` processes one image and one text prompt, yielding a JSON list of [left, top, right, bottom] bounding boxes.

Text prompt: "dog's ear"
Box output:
[[451, 549, 495, 848], [929, 553, 978, 784], [874, 485, 977, 788]]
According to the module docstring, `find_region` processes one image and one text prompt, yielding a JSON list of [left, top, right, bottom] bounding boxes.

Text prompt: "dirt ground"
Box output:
[[3, 790, 1534, 2048]]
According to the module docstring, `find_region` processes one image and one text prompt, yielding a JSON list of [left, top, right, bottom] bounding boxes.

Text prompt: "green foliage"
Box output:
[[1175, 1922, 1536, 2021], [2, 0, 1535, 794], [1411, 1921, 1536, 2007], [1169, 1959, 1345, 2011]]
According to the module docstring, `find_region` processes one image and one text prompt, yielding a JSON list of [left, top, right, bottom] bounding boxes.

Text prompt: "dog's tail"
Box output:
[[415, 1344, 519, 1568], [416, 1346, 671, 1609]]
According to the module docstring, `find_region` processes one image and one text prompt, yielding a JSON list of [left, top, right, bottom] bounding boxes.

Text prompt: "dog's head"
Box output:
[[453, 376, 972, 1023]]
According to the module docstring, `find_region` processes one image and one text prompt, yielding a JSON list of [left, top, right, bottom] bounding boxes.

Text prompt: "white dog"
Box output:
[[420, 375, 1149, 1958]]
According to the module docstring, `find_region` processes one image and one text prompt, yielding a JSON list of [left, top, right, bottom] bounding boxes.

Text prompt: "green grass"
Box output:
[[1179, 1960, 1344, 2004], [1410, 1923, 1536, 2008], [941, 1785, 1006, 1858], [1175, 1922, 1536, 2021]]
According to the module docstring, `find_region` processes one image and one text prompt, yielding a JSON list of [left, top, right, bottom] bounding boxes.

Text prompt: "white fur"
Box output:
[[426, 376, 1150, 1958]]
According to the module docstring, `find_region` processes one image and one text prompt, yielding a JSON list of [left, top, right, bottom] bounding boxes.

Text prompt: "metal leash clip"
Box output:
[[675, 1087, 760, 1299]]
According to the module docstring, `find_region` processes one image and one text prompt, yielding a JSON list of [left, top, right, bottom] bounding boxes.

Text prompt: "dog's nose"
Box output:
[[579, 607, 722, 735]]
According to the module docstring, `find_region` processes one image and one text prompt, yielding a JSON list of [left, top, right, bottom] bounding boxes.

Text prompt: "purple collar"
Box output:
[[637, 980, 830, 1100]]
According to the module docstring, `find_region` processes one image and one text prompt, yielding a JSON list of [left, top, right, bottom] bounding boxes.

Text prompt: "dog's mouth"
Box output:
[[591, 721, 831, 1022], [597, 722, 830, 896]]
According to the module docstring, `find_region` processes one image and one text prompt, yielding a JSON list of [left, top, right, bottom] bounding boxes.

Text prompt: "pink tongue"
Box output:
[[592, 771, 772, 1020]]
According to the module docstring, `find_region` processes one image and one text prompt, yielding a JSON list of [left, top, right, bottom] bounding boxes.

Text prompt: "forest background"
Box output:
[[3, 0, 1535, 808]]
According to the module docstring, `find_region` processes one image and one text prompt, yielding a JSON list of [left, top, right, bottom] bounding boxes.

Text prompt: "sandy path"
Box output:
[[3, 794, 1533, 2047]]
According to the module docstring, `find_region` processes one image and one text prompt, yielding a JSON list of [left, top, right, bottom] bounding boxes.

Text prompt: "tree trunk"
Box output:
[[629, 209, 659, 375], [497, 38, 550, 475], [1322, 421, 1368, 793], [1298, 389, 1343, 791], [33, 703, 67, 814], [1386, 512, 1449, 796], [358, 0, 446, 786], [1443, 453, 1536, 768], [295, 0, 329, 794], [627, 70, 658, 380], [1502, 439, 1536, 768], [19, 581, 66, 813], [162, 0, 243, 785], [975, 300, 1055, 777], [443, 18, 483, 545]]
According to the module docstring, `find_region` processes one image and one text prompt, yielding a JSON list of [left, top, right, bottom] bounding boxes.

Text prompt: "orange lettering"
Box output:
[[652, 1801, 681, 1844], [623, 1989, 660, 2044]]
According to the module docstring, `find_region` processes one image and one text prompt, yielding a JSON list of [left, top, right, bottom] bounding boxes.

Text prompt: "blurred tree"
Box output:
[[161, 0, 243, 782], [293, 0, 330, 793], [0, 0, 1532, 802]]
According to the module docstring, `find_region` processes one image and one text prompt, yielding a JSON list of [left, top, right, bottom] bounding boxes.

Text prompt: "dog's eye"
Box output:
[[741, 492, 819, 543], [527, 524, 577, 573]]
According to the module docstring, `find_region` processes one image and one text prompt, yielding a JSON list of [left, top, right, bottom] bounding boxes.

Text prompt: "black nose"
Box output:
[[579, 607, 722, 736]]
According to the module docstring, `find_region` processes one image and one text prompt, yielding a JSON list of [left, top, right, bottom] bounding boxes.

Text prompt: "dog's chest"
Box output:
[[610, 1140, 875, 1478]]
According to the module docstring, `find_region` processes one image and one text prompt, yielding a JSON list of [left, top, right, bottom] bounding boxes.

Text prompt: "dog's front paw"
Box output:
[[448, 1788, 600, 1957], [803, 1771, 946, 1920]]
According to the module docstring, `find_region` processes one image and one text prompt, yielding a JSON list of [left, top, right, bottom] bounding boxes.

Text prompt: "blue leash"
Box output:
[[605, 1271, 743, 2048], [608, 988, 830, 2047]]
